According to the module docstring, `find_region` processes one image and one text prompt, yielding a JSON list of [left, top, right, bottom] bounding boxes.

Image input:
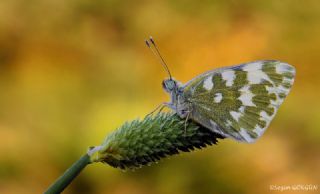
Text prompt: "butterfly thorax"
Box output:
[[162, 78, 190, 118]]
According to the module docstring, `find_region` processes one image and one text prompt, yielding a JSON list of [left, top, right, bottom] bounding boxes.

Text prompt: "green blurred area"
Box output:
[[0, 0, 319, 193]]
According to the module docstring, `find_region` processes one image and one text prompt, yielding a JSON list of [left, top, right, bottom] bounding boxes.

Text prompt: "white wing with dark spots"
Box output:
[[182, 60, 295, 143]]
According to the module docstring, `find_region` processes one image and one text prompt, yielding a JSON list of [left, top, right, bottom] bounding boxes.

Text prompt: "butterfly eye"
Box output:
[[162, 81, 167, 89]]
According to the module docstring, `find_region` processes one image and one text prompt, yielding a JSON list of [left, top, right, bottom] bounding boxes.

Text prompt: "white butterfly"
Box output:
[[146, 37, 295, 143]]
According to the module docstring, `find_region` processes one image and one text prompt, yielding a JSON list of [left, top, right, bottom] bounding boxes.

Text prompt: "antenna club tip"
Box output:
[[145, 40, 150, 47], [149, 36, 155, 44]]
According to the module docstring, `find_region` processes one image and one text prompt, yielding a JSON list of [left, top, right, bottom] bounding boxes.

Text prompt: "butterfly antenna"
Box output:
[[145, 36, 172, 80]]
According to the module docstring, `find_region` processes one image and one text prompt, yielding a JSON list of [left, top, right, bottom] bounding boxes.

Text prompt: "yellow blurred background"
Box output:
[[0, 1, 319, 194]]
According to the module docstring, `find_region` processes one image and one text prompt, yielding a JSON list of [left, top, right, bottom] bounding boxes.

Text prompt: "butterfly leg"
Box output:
[[183, 109, 192, 136], [146, 103, 169, 118]]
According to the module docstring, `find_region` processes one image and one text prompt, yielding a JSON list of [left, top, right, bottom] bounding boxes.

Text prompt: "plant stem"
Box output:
[[44, 112, 223, 193], [44, 154, 91, 194]]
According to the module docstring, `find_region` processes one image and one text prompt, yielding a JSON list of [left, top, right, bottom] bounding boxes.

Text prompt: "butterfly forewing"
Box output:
[[183, 60, 295, 143]]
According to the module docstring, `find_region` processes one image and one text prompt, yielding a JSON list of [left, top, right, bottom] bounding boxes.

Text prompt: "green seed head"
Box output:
[[89, 112, 223, 170]]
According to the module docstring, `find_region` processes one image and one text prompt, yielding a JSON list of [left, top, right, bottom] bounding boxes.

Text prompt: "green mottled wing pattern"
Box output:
[[183, 60, 295, 143]]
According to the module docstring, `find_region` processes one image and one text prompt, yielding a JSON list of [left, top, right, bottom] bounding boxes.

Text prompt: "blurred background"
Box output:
[[0, 0, 319, 193]]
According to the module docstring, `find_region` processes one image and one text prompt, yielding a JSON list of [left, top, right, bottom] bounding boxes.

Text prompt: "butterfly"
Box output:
[[145, 37, 295, 143]]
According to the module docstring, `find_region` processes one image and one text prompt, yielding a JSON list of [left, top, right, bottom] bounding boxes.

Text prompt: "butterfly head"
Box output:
[[162, 78, 180, 93]]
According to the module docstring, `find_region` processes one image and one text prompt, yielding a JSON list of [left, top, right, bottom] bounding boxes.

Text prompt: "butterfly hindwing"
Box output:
[[183, 60, 295, 143]]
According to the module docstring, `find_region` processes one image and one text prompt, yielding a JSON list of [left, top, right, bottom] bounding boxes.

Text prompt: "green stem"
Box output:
[[43, 112, 223, 192], [44, 154, 91, 194]]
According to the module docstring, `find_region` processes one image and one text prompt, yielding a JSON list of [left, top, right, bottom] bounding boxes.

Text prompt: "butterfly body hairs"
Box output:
[[146, 37, 295, 143]]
